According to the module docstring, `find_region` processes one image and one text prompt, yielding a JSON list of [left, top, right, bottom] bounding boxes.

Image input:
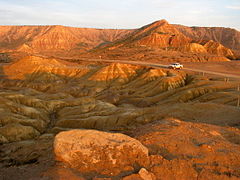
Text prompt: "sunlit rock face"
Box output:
[[133, 118, 240, 180], [107, 20, 191, 49], [180, 43, 207, 53], [204, 40, 236, 59], [175, 24, 240, 51], [0, 25, 131, 53], [88, 63, 142, 82], [92, 20, 236, 61], [3, 56, 90, 80], [54, 129, 149, 176], [1, 21, 238, 61]]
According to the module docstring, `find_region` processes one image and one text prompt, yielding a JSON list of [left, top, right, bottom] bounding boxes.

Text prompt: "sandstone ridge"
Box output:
[[0, 20, 239, 61], [0, 25, 131, 53], [92, 20, 237, 61]]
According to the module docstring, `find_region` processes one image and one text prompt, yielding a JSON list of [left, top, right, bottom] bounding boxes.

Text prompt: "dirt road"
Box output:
[[32, 55, 240, 80], [77, 58, 240, 79]]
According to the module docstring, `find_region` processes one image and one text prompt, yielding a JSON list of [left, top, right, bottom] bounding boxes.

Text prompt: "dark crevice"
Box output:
[[43, 111, 58, 133], [49, 111, 58, 128]]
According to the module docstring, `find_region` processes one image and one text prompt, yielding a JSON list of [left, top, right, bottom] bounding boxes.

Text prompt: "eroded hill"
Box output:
[[87, 20, 237, 62], [0, 56, 240, 179], [0, 56, 239, 142], [175, 24, 240, 51], [0, 20, 239, 61], [0, 25, 131, 54]]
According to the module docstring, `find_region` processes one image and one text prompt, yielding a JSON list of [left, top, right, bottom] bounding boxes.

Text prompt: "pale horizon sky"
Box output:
[[0, 0, 239, 30]]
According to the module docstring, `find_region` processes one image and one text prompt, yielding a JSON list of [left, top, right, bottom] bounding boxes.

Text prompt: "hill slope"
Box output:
[[0, 20, 239, 60], [0, 25, 132, 53], [174, 24, 240, 51], [105, 20, 191, 49], [91, 20, 235, 61]]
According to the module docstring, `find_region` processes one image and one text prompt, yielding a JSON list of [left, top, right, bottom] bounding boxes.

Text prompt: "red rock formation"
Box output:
[[96, 20, 233, 61], [175, 24, 240, 51], [0, 25, 131, 53], [180, 43, 207, 53], [0, 20, 238, 60], [88, 63, 142, 82], [108, 20, 191, 49], [3, 56, 89, 79], [204, 40, 236, 59], [16, 43, 35, 53], [29, 26, 80, 50]]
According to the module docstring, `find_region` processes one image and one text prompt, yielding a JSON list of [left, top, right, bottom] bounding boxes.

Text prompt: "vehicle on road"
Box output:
[[168, 63, 183, 70]]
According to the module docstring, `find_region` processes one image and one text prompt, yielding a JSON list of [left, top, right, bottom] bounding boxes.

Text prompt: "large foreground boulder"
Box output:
[[54, 129, 149, 176]]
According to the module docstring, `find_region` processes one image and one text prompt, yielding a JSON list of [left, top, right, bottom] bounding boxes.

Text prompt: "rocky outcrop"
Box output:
[[204, 40, 236, 59], [180, 43, 207, 53], [175, 24, 240, 51], [0, 25, 131, 53], [3, 56, 89, 80], [88, 63, 143, 82], [180, 42, 234, 60], [140, 69, 167, 81], [54, 129, 149, 176], [29, 26, 80, 51], [134, 118, 240, 180], [136, 32, 190, 48], [93, 20, 235, 61], [16, 44, 35, 54], [1, 117, 240, 179], [107, 20, 191, 49], [123, 168, 156, 180], [1, 21, 238, 60]]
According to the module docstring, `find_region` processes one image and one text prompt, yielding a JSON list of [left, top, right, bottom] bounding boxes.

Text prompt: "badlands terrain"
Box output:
[[0, 19, 239, 61], [0, 20, 240, 179]]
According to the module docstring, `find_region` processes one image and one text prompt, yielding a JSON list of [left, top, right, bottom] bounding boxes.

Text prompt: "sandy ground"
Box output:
[[182, 61, 240, 76]]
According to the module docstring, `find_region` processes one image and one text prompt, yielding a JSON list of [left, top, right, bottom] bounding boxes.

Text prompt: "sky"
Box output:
[[0, 0, 239, 30]]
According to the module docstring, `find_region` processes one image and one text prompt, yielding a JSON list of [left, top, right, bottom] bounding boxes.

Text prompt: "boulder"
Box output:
[[54, 129, 149, 176], [122, 168, 156, 180], [138, 168, 156, 180]]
